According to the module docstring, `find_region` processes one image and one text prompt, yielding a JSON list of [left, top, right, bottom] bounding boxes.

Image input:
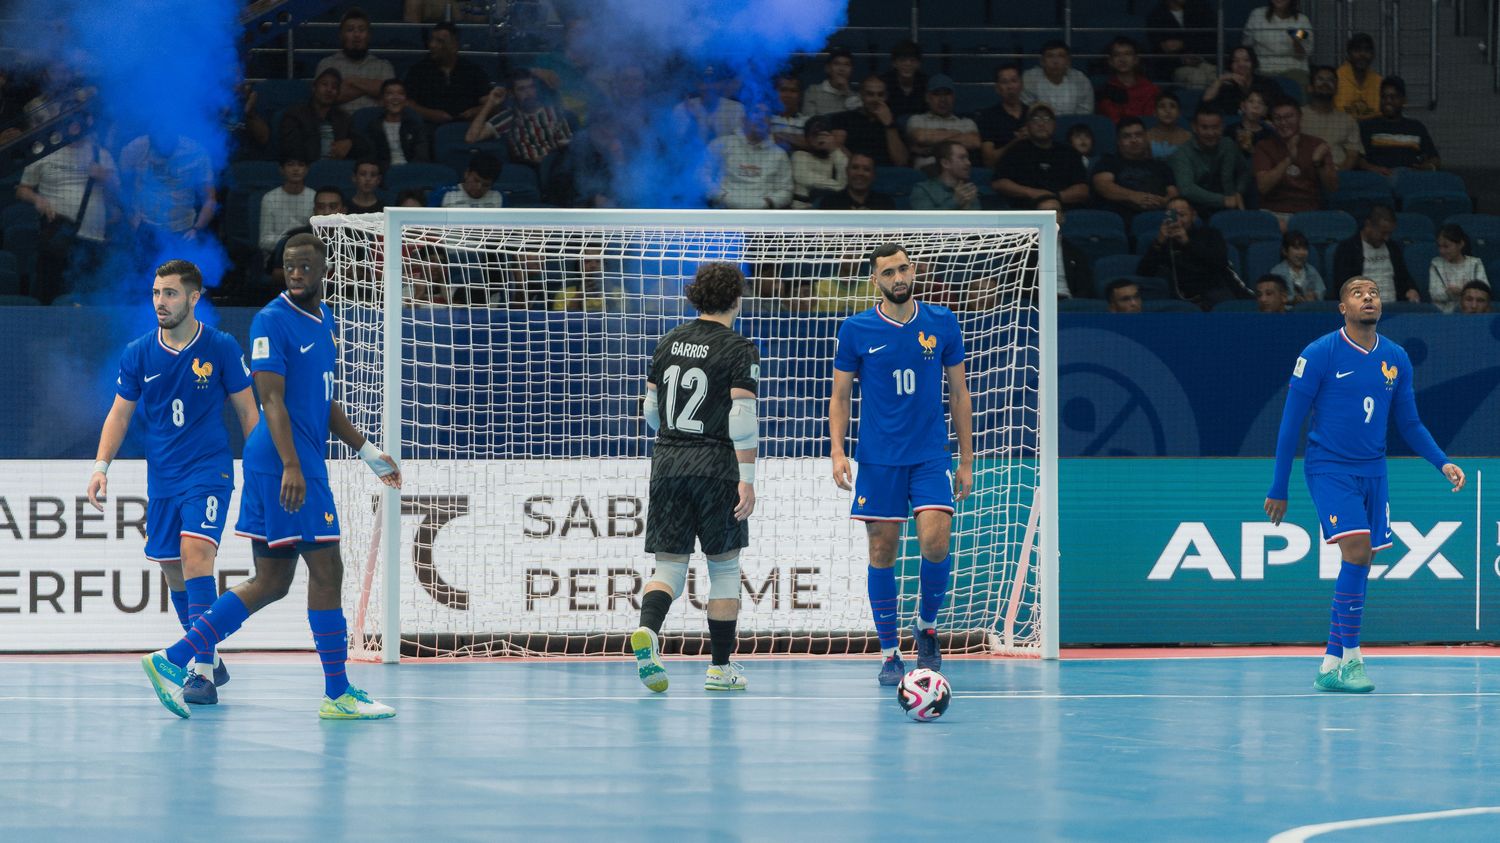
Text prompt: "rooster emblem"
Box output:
[[857, 496, 866, 508], [191, 358, 213, 384], [917, 331, 937, 356], [325, 512, 335, 525], [1381, 361, 1398, 387]]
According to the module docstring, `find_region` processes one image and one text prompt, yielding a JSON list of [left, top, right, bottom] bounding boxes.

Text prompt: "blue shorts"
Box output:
[[1307, 472, 1392, 551], [144, 486, 234, 562], [851, 458, 955, 522], [234, 470, 342, 549]]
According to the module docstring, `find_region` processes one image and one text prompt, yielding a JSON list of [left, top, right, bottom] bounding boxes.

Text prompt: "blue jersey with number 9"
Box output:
[[1290, 326, 1417, 477], [243, 292, 338, 479]]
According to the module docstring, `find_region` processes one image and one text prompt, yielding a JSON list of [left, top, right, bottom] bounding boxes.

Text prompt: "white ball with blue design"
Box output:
[[897, 668, 952, 722]]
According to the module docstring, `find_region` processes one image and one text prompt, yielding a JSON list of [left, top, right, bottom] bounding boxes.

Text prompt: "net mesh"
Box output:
[[314, 212, 1044, 659]]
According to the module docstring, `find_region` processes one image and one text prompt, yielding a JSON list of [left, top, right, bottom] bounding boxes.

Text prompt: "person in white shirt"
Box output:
[[1242, 0, 1313, 85], [440, 151, 505, 208], [315, 7, 397, 113], [803, 48, 861, 117], [258, 155, 314, 254], [904, 74, 981, 169], [1022, 40, 1095, 115], [16, 133, 117, 302], [791, 116, 848, 208], [1429, 224, 1489, 313], [707, 109, 792, 209]]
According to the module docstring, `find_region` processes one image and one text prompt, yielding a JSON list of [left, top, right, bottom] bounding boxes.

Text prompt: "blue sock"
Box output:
[[1332, 561, 1371, 654], [1325, 607, 1343, 659], [309, 609, 350, 700], [168, 588, 190, 632], [918, 555, 952, 627], [867, 565, 899, 652], [166, 591, 249, 669], [184, 576, 218, 666]]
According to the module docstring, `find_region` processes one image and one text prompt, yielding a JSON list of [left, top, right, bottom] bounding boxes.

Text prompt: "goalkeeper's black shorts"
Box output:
[[643, 474, 748, 556]]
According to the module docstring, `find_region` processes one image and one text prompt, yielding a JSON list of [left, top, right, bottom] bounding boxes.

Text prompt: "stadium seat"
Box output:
[[255, 79, 312, 118], [0, 250, 17, 275], [1210, 210, 1281, 251], [1244, 240, 1283, 283], [50, 292, 80, 306], [496, 165, 542, 205], [1403, 241, 1437, 292], [1211, 298, 1262, 312], [0, 268, 18, 295], [1293, 299, 1341, 312], [1392, 212, 1435, 247], [386, 162, 461, 195], [1053, 114, 1117, 156], [308, 159, 355, 191], [1142, 297, 1199, 312], [872, 166, 926, 199], [1064, 229, 1130, 264], [1393, 169, 1470, 224], [1288, 210, 1356, 249], [1058, 297, 1108, 312], [1272, 76, 1304, 104], [0, 293, 41, 306], [229, 159, 283, 192], [350, 106, 383, 136], [1092, 253, 1143, 287], [1384, 300, 1440, 313], [1336, 170, 1392, 195], [1, 203, 37, 229], [1131, 210, 1168, 247]]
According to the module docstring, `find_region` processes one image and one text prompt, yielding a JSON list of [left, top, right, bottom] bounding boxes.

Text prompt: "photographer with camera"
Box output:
[[1137, 196, 1253, 311], [1242, 0, 1313, 87]]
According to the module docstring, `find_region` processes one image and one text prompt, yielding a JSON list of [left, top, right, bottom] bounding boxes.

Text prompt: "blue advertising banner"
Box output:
[[1061, 458, 1500, 645]]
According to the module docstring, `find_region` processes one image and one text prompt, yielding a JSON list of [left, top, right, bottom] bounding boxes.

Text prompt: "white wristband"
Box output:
[[359, 441, 396, 477], [92, 460, 110, 476], [738, 463, 756, 485]]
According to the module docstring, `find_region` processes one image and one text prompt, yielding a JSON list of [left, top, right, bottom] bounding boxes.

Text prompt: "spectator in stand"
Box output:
[[1169, 108, 1250, 216], [1242, 0, 1313, 86], [1091, 116, 1178, 224], [1138, 196, 1251, 309], [1270, 229, 1326, 300], [1429, 224, 1488, 313], [1458, 280, 1493, 314], [119, 133, 215, 248], [439, 151, 504, 208], [817, 153, 896, 210], [1147, 0, 1218, 87], [1255, 273, 1293, 312], [1023, 40, 1094, 116], [1335, 33, 1382, 120], [279, 68, 360, 162], [364, 79, 429, 166], [804, 48, 861, 117], [1105, 278, 1144, 312], [529, 17, 604, 125], [1359, 76, 1440, 174], [231, 81, 273, 156], [993, 104, 1088, 207], [315, 7, 396, 114], [1233, 89, 1274, 155], [707, 107, 792, 209], [467, 70, 574, 167], [830, 76, 909, 167], [16, 128, 115, 303], [1253, 100, 1338, 223], [770, 74, 809, 152], [1036, 195, 1090, 298], [258, 155, 313, 255], [1201, 46, 1282, 117], [791, 116, 848, 208], [1301, 64, 1364, 170], [1147, 92, 1192, 159], [1068, 124, 1097, 172], [404, 22, 491, 125], [313, 184, 346, 216], [1096, 38, 1160, 124], [1330, 205, 1419, 302], [910, 140, 979, 211], [977, 63, 1027, 168], [904, 74, 980, 169], [349, 159, 384, 213], [880, 40, 929, 120], [671, 64, 746, 145]]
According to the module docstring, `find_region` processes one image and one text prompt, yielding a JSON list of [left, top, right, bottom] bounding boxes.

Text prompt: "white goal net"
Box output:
[[313, 208, 1056, 661]]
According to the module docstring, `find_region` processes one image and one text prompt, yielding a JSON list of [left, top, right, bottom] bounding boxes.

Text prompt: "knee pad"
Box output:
[[647, 554, 689, 598], [706, 554, 741, 600]]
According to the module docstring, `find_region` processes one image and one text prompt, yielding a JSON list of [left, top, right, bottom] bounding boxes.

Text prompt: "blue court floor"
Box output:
[[5, 654, 1500, 842]]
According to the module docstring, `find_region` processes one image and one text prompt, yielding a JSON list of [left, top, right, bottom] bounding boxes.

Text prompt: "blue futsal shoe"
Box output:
[[141, 650, 190, 719], [878, 652, 906, 686], [211, 654, 229, 687], [914, 625, 942, 672], [183, 672, 218, 705]]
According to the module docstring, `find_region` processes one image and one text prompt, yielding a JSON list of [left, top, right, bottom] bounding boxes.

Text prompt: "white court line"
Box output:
[[1269, 806, 1500, 842]]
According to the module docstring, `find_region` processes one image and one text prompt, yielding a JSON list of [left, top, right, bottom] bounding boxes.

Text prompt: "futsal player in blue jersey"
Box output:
[[142, 233, 401, 719], [1266, 276, 1465, 693], [88, 259, 259, 706], [828, 242, 974, 685]]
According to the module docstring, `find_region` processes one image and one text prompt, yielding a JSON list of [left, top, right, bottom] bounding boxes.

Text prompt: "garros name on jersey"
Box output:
[[670, 341, 710, 359]]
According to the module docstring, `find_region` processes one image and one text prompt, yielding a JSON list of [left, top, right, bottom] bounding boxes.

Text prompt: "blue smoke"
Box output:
[[563, 0, 848, 208]]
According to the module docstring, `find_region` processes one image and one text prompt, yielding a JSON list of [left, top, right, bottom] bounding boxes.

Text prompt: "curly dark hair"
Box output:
[[686, 262, 745, 314]]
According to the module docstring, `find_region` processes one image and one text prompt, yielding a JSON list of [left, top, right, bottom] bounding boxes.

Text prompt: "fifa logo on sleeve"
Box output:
[[191, 358, 213, 388], [917, 331, 938, 357], [1381, 360, 1398, 389]]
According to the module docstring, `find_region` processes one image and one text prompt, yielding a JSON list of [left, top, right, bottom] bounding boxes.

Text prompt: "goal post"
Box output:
[[314, 207, 1059, 663]]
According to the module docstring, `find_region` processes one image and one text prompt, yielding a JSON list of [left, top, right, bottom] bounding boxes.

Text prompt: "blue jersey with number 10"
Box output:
[[834, 300, 965, 467], [243, 292, 338, 480]]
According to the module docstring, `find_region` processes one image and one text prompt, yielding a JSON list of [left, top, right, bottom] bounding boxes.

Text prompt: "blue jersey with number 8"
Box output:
[[243, 292, 338, 479]]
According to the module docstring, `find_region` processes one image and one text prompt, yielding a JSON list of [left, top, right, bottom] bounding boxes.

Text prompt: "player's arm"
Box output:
[[87, 395, 136, 511], [228, 387, 259, 438], [329, 401, 402, 488], [254, 371, 306, 512], [946, 361, 974, 501], [1391, 368, 1465, 492], [828, 368, 856, 491], [641, 381, 659, 431], [729, 386, 757, 521]]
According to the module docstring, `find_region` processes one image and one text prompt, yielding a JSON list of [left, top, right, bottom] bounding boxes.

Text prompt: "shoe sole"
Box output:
[[1313, 676, 1376, 693], [318, 708, 397, 720], [705, 680, 747, 691], [141, 655, 190, 719], [631, 628, 669, 693]]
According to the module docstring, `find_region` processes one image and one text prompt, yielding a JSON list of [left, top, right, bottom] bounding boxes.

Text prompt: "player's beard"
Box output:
[[878, 281, 913, 305], [286, 281, 322, 306], [157, 305, 189, 330]]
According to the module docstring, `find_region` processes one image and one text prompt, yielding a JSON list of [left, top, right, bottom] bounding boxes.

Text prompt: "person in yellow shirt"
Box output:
[[1334, 33, 1382, 120]]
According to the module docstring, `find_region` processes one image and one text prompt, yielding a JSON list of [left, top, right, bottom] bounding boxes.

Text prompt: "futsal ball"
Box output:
[[897, 668, 952, 722]]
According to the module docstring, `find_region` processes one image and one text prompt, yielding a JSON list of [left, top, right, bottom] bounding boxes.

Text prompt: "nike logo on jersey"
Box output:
[[299, 342, 316, 353], [1336, 371, 1353, 378], [868, 345, 887, 354], [200, 522, 217, 530], [143, 374, 161, 382]]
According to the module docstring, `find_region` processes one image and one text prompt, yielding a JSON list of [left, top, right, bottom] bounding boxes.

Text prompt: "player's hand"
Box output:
[[377, 455, 402, 489], [733, 481, 756, 521], [281, 464, 307, 512], [87, 472, 107, 512], [954, 462, 974, 502], [1442, 463, 1466, 492], [831, 453, 853, 491], [1264, 497, 1287, 525]]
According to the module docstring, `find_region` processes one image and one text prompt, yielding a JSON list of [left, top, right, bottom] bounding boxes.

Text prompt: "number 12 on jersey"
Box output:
[[661, 364, 707, 433]]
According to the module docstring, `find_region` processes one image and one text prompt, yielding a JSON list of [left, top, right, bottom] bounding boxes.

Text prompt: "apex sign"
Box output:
[[1147, 521, 1464, 581]]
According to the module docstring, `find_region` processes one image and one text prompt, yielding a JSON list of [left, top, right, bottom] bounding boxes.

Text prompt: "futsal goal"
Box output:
[[312, 208, 1058, 662]]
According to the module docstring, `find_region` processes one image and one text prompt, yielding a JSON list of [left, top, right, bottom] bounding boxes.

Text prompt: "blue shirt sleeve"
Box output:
[[219, 333, 253, 394], [248, 311, 286, 376], [1286, 339, 1324, 399], [115, 344, 141, 401], [1267, 386, 1313, 500], [1390, 349, 1449, 470], [941, 310, 965, 367], [833, 319, 859, 373]]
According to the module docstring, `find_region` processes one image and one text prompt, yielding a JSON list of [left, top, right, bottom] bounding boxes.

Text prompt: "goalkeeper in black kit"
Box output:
[[629, 262, 761, 693]]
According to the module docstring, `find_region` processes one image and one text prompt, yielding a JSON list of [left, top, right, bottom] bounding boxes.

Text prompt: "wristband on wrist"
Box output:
[[92, 460, 110, 476], [738, 463, 756, 485], [359, 440, 397, 477]]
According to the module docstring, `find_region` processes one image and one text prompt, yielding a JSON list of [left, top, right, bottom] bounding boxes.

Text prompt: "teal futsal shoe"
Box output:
[[1314, 659, 1375, 693], [318, 687, 396, 720], [631, 626, 669, 693], [141, 650, 191, 719]]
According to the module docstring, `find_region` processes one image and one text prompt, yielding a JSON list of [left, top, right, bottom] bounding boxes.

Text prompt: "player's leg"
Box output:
[[702, 479, 750, 690], [1307, 472, 1375, 693], [853, 463, 909, 684], [634, 476, 695, 692], [144, 495, 190, 632], [910, 459, 957, 671], [178, 488, 234, 697]]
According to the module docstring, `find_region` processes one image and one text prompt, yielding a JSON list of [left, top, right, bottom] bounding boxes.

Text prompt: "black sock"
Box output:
[[708, 618, 737, 666], [638, 590, 673, 634]]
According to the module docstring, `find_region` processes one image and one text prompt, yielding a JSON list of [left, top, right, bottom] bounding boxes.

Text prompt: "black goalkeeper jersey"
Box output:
[[647, 319, 760, 482]]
